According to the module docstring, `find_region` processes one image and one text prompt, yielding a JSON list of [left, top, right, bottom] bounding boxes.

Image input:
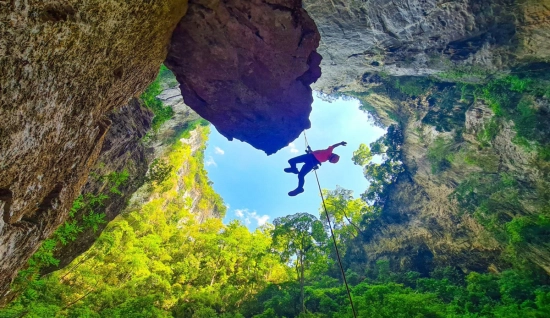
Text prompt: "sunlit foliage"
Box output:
[[2, 125, 286, 317], [141, 65, 176, 132]]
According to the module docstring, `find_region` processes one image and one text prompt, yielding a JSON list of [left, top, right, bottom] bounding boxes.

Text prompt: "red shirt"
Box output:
[[312, 146, 335, 163]]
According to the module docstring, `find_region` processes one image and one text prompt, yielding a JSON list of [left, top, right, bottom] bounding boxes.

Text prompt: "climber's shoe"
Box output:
[[284, 167, 299, 174], [288, 188, 304, 196]]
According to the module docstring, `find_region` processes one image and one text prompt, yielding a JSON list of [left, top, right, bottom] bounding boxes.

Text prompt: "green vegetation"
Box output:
[[10, 170, 130, 299], [322, 187, 373, 239], [241, 227, 550, 317], [5, 65, 550, 317], [460, 74, 550, 154], [311, 68, 550, 318], [438, 70, 550, 269], [427, 136, 455, 174], [351, 143, 372, 166], [388, 76, 432, 97], [2, 125, 242, 317], [272, 213, 327, 313], [4, 130, 550, 317], [421, 82, 470, 132], [158, 64, 179, 89], [141, 65, 176, 132], [461, 150, 499, 172], [476, 118, 500, 147], [437, 65, 491, 83], [105, 170, 129, 195], [353, 125, 405, 212], [145, 158, 172, 185], [453, 170, 550, 266]]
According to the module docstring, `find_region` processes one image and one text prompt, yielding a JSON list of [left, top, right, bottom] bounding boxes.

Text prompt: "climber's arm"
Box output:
[[330, 141, 347, 149]]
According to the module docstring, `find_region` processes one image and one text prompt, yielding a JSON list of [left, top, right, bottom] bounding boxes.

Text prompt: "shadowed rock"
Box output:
[[41, 99, 153, 275], [303, 0, 523, 92], [165, 0, 321, 155], [0, 0, 187, 302]]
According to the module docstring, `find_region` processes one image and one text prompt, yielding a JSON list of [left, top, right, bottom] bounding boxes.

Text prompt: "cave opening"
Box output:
[[204, 93, 385, 228]]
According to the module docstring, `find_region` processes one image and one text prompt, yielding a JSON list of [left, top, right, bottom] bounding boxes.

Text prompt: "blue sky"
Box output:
[[203, 94, 385, 228]]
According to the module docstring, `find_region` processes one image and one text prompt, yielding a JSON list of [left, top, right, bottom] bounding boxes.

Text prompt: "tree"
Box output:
[[352, 144, 373, 166], [353, 125, 405, 210], [362, 160, 404, 205], [145, 158, 173, 185], [322, 187, 373, 239], [272, 213, 327, 314]]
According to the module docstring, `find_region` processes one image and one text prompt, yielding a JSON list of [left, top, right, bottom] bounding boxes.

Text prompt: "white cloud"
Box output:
[[252, 213, 270, 226], [214, 147, 225, 155], [233, 208, 270, 227], [205, 156, 217, 167], [288, 142, 299, 153], [235, 209, 244, 218]]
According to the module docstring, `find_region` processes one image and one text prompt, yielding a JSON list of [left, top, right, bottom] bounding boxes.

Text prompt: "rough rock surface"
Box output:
[[165, 0, 322, 155], [0, 0, 187, 298], [303, 0, 544, 92], [45, 80, 203, 273], [44, 99, 153, 273], [148, 84, 201, 158], [345, 76, 550, 274], [298, 0, 550, 274], [358, 99, 504, 273]]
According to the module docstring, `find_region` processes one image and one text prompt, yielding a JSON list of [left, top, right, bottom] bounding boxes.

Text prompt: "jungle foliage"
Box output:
[[359, 69, 550, 270], [141, 65, 176, 132], [4, 67, 550, 317], [2, 126, 550, 318], [352, 125, 405, 212], [8, 170, 130, 299]]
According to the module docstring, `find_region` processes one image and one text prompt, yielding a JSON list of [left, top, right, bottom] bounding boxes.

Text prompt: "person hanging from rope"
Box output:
[[284, 141, 347, 196]]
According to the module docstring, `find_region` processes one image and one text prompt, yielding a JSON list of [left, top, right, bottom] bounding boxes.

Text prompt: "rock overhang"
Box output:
[[165, 0, 322, 155]]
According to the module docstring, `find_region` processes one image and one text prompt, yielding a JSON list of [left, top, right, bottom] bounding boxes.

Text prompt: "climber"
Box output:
[[284, 141, 347, 196]]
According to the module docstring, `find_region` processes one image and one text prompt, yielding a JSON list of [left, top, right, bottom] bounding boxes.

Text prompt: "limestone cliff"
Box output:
[[340, 74, 550, 275], [39, 99, 153, 273], [304, 0, 550, 274], [0, 0, 188, 299], [304, 0, 550, 93]]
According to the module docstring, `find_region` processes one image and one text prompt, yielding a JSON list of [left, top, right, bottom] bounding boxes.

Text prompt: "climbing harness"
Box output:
[[304, 144, 320, 170], [303, 132, 358, 318]]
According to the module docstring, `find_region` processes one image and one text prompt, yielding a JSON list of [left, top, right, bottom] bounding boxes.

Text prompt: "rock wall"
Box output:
[[0, 0, 188, 298], [357, 93, 504, 273], [42, 68, 203, 273], [303, 0, 548, 93], [300, 0, 550, 274], [344, 76, 550, 274], [42, 99, 153, 273], [147, 83, 201, 159], [165, 0, 322, 155]]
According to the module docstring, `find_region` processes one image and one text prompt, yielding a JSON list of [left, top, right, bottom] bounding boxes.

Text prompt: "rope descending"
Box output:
[[304, 132, 358, 318]]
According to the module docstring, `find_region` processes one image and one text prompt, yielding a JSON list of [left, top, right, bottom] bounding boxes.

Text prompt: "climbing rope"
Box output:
[[303, 132, 358, 318]]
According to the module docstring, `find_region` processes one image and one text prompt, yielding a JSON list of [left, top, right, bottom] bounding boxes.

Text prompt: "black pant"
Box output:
[[288, 153, 320, 190]]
